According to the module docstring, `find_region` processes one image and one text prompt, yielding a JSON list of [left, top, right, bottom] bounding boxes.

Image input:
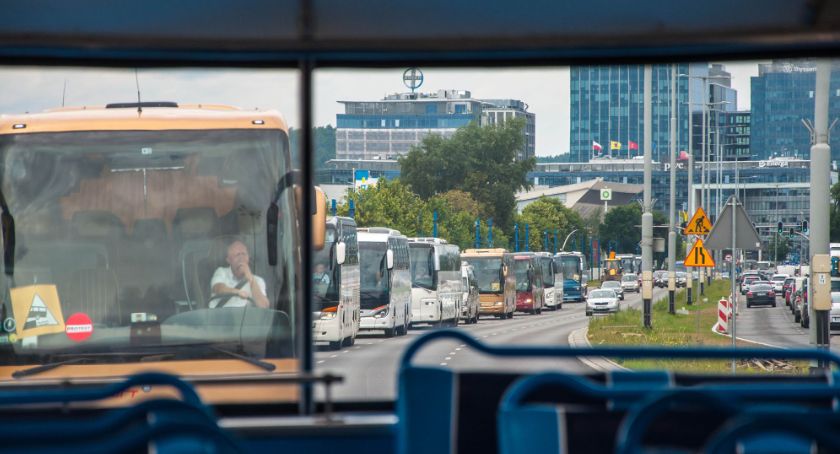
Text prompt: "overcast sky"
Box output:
[[0, 62, 763, 157]]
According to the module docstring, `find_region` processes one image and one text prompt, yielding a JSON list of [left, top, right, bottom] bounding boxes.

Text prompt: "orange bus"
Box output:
[[461, 248, 516, 319], [0, 102, 323, 405]]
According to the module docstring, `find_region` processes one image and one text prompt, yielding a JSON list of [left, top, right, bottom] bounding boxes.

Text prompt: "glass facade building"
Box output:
[[570, 63, 737, 163], [750, 59, 840, 160], [336, 90, 535, 161]]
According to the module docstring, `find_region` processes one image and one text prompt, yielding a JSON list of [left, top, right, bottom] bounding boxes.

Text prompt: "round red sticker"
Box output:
[[65, 313, 93, 342]]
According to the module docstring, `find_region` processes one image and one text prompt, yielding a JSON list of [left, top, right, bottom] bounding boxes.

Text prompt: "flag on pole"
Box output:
[[629, 140, 639, 150], [592, 141, 603, 151], [678, 150, 690, 161], [610, 141, 622, 150]]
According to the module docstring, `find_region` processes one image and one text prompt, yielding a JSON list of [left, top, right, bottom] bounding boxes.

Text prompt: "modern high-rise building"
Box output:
[[570, 63, 737, 163], [335, 90, 535, 161], [720, 111, 751, 161], [750, 59, 840, 160]]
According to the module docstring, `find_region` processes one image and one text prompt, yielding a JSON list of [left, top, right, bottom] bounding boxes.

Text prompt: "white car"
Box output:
[[620, 274, 640, 293], [586, 289, 620, 316], [770, 274, 788, 293], [830, 292, 840, 331]]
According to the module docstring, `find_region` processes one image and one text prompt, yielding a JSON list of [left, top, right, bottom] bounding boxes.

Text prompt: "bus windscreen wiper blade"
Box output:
[[208, 346, 276, 372], [12, 357, 87, 379]]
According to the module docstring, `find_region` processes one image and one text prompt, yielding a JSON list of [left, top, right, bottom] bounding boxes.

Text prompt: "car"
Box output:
[[740, 274, 760, 294], [585, 289, 620, 316], [782, 277, 795, 306], [770, 274, 788, 293], [791, 277, 806, 315], [830, 293, 840, 331], [601, 280, 624, 300], [675, 272, 687, 288], [746, 283, 776, 308], [459, 263, 480, 324], [653, 270, 668, 288], [621, 274, 640, 293]]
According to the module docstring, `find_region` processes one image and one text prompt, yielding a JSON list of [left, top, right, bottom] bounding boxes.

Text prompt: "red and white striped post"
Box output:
[[715, 298, 730, 333]]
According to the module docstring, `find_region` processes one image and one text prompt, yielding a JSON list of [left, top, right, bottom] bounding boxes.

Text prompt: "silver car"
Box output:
[[830, 292, 840, 331], [601, 280, 624, 300], [586, 289, 620, 316], [621, 274, 640, 293]]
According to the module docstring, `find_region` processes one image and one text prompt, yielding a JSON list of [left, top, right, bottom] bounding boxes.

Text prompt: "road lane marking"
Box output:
[[440, 363, 447, 366], [445, 357, 451, 360], [330, 354, 337, 358], [317, 360, 325, 364]]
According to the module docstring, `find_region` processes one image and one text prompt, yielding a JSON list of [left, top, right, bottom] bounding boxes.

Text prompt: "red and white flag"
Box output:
[[628, 140, 639, 151], [592, 141, 603, 151]]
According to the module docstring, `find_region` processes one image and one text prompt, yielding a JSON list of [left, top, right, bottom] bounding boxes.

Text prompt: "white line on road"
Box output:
[[440, 363, 447, 366], [330, 355, 337, 358], [445, 357, 451, 360], [317, 360, 325, 364]]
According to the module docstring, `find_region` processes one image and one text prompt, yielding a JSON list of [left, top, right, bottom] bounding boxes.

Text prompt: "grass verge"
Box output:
[[587, 279, 807, 374]]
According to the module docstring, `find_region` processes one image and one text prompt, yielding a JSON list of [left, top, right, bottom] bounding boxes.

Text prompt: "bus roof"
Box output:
[[0, 104, 288, 134], [462, 248, 507, 257]]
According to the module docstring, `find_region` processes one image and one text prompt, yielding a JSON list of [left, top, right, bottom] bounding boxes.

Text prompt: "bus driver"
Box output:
[[210, 240, 270, 308]]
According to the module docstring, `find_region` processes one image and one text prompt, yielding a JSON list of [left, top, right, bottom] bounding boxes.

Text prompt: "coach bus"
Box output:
[[313, 216, 360, 350], [535, 252, 562, 310], [357, 228, 411, 337], [512, 253, 545, 314], [461, 248, 516, 319], [555, 251, 588, 303], [407, 238, 462, 327], [0, 102, 322, 404]]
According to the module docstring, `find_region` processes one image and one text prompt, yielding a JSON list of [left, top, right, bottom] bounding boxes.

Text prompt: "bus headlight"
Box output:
[[372, 305, 389, 318], [320, 306, 337, 320]]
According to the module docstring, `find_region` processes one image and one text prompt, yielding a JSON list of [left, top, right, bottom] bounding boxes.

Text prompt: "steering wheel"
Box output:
[[207, 293, 256, 309]]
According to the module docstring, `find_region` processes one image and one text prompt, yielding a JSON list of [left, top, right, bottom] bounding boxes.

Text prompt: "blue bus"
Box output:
[[554, 252, 588, 303]]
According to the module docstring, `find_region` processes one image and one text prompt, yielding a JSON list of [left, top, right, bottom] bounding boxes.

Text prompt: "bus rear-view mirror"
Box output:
[[386, 249, 394, 270], [336, 241, 346, 266]]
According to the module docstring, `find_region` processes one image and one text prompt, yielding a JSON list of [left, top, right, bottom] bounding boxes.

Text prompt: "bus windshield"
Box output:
[[559, 256, 582, 281], [464, 257, 503, 293], [0, 128, 296, 363], [359, 242, 389, 309], [513, 260, 531, 292], [409, 244, 435, 290], [312, 227, 339, 310], [539, 258, 554, 287]]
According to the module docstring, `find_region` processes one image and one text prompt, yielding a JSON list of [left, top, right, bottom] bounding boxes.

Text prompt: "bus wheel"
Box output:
[[329, 340, 342, 351], [384, 327, 396, 337]]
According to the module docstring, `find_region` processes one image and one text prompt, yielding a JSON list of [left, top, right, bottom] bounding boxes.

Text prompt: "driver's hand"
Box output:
[[239, 263, 253, 280], [237, 289, 249, 298]]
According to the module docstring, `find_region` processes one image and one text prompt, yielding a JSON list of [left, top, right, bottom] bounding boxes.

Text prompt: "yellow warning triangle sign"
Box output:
[[684, 207, 712, 235], [684, 239, 715, 267]]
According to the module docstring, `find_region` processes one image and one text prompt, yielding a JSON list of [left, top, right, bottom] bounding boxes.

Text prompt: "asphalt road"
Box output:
[[316, 286, 666, 401]]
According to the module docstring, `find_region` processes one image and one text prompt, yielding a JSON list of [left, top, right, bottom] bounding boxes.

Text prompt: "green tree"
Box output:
[[337, 179, 425, 236], [599, 204, 642, 253], [517, 197, 585, 252], [770, 233, 791, 262], [399, 118, 535, 232], [289, 125, 337, 168]]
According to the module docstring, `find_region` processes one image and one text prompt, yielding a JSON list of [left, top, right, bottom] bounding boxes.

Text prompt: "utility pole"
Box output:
[[642, 64, 654, 328], [668, 64, 677, 314], [699, 78, 707, 296], [811, 60, 832, 361], [687, 71, 694, 305]]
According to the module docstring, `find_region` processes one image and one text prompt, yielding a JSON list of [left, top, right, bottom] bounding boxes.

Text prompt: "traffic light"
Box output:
[[802, 220, 809, 234], [777, 221, 783, 235], [789, 227, 794, 238]]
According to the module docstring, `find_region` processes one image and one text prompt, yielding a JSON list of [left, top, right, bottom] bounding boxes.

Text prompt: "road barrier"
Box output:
[[715, 298, 730, 334]]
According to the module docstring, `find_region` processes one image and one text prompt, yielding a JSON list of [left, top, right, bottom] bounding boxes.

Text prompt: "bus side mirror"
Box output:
[[336, 241, 346, 266], [312, 187, 326, 251], [386, 249, 394, 270], [434, 252, 441, 271]]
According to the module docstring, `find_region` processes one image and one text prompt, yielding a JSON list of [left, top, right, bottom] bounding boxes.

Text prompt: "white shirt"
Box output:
[[210, 266, 267, 308]]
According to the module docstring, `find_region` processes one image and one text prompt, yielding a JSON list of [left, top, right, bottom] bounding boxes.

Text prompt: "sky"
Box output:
[[0, 62, 763, 157]]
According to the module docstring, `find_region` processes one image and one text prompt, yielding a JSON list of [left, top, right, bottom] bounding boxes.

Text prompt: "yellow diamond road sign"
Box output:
[[684, 207, 712, 235], [684, 239, 715, 268]]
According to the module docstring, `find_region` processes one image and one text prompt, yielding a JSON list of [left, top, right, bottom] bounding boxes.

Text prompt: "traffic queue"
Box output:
[[314, 218, 590, 349]]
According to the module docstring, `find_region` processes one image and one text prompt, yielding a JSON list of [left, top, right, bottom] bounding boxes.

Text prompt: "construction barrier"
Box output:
[[714, 297, 730, 334]]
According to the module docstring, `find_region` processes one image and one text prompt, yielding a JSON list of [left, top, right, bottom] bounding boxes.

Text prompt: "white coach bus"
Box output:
[[357, 228, 411, 337], [408, 238, 463, 327]]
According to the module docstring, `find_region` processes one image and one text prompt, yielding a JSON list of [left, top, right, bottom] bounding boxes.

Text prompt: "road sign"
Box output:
[[704, 196, 762, 251], [600, 188, 612, 201], [684, 239, 715, 267], [684, 207, 712, 235]]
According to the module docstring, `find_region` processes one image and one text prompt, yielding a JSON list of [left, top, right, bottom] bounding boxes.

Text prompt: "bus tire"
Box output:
[[329, 340, 342, 351], [384, 327, 396, 337]]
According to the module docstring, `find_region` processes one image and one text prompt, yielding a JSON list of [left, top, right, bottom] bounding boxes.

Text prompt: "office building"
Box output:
[[570, 63, 737, 163], [335, 90, 535, 161], [750, 59, 840, 160]]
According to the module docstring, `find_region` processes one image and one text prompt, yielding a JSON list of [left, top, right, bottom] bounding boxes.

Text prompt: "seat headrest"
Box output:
[[70, 211, 124, 239], [132, 219, 167, 242], [173, 207, 218, 239]]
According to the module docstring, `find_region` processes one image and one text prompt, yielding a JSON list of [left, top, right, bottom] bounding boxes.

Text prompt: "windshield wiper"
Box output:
[[208, 345, 276, 372], [12, 357, 87, 379]]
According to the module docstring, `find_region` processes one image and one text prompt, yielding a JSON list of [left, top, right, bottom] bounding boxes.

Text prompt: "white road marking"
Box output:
[[440, 363, 447, 366], [317, 360, 325, 364], [330, 355, 337, 358], [445, 357, 451, 360]]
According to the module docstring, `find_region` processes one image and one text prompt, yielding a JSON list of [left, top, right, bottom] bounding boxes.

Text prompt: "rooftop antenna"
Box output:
[[134, 69, 142, 115], [61, 79, 67, 107]]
